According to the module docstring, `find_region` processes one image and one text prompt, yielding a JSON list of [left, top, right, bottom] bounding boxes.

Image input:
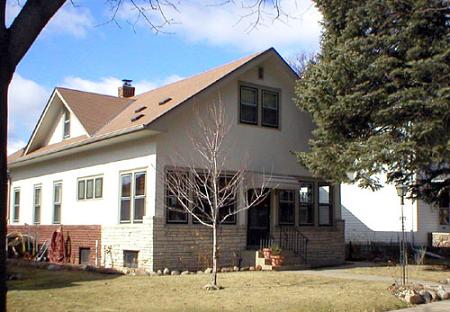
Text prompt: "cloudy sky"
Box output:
[[6, 0, 322, 154]]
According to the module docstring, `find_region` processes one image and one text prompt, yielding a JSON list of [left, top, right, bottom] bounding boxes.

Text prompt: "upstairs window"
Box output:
[[13, 188, 20, 223], [120, 171, 146, 223], [77, 176, 103, 200], [240, 86, 258, 125], [278, 189, 295, 225], [318, 184, 333, 226], [63, 109, 70, 139], [299, 182, 314, 225], [33, 185, 41, 224], [261, 90, 279, 128]]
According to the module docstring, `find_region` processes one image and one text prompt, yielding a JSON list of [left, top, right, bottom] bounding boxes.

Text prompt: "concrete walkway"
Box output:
[[283, 263, 450, 312]]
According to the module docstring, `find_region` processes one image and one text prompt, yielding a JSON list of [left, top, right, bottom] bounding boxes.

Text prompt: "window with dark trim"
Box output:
[[79, 248, 91, 265], [120, 171, 146, 223], [318, 184, 333, 225], [63, 109, 70, 139], [299, 182, 314, 225], [53, 182, 62, 224], [192, 173, 212, 224], [165, 170, 189, 224], [438, 191, 450, 225], [13, 188, 20, 223], [218, 175, 237, 224], [123, 250, 139, 268], [261, 90, 279, 128], [239, 86, 258, 124], [33, 186, 41, 224], [278, 189, 295, 225]]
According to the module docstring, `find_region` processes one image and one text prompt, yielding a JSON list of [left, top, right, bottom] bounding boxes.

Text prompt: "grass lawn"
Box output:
[[339, 264, 450, 284], [7, 265, 408, 312]]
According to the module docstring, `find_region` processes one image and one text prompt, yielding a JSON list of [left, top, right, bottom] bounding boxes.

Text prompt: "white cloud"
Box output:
[[5, 1, 93, 38], [115, 0, 322, 53], [8, 139, 26, 155], [61, 75, 184, 96], [8, 73, 51, 154]]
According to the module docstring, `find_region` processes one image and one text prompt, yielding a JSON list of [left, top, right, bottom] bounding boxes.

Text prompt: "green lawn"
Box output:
[[7, 265, 407, 312], [338, 264, 450, 284]]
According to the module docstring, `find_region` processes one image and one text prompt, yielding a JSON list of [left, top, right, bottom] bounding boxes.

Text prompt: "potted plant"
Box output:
[[271, 246, 284, 267], [262, 247, 272, 259]]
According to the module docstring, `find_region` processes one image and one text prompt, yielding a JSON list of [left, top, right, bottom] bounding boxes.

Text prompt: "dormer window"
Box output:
[[63, 108, 70, 139]]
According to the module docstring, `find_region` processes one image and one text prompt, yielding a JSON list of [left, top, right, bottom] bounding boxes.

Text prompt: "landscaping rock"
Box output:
[[428, 290, 439, 302], [419, 290, 432, 304], [405, 293, 425, 305], [135, 268, 147, 276], [171, 270, 180, 275], [437, 288, 449, 300], [197, 270, 204, 274], [249, 266, 255, 271], [439, 279, 448, 285], [156, 269, 163, 276], [204, 268, 212, 274], [163, 268, 170, 275], [255, 265, 262, 271], [47, 264, 61, 271], [233, 266, 239, 272], [181, 271, 189, 275], [240, 267, 249, 271]]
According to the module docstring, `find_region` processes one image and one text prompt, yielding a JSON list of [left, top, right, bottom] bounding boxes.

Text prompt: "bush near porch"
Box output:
[[7, 265, 408, 312]]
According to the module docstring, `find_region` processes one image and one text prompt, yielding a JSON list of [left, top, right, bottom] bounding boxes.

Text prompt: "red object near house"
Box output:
[[49, 227, 66, 263]]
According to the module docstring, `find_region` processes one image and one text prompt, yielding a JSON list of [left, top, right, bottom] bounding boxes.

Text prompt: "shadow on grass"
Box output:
[[7, 264, 121, 291]]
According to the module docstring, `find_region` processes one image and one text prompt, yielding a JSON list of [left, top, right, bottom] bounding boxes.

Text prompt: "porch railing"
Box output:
[[258, 227, 308, 265]]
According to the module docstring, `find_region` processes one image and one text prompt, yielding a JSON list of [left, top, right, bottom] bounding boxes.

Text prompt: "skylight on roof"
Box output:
[[131, 114, 145, 122], [134, 106, 147, 113], [159, 97, 172, 105]]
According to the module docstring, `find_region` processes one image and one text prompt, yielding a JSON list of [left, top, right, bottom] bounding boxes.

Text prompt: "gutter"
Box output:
[[9, 124, 147, 168]]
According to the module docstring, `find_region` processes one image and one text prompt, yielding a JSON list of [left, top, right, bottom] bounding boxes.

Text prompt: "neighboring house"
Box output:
[[342, 181, 450, 247], [7, 48, 345, 270]]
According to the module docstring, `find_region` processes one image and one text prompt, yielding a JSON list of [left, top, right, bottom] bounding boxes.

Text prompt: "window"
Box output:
[[192, 173, 212, 224], [278, 190, 295, 225], [12, 188, 20, 223], [123, 250, 139, 268], [218, 175, 236, 224], [77, 177, 103, 200], [261, 90, 279, 128], [79, 248, 91, 265], [63, 109, 70, 139], [165, 170, 188, 224], [33, 186, 41, 224], [120, 171, 146, 223], [299, 183, 314, 225], [438, 191, 450, 225], [53, 182, 62, 224], [318, 184, 333, 225], [240, 86, 258, 124]]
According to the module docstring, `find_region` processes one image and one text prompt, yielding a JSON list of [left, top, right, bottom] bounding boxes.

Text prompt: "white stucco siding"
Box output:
[[46, 105, 86, 145], [9, 135, 157, 226], [416, 200, 450, 244]]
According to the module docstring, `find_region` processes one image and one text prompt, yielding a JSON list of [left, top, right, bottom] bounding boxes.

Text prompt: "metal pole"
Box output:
[[400, 195, 406, 285]]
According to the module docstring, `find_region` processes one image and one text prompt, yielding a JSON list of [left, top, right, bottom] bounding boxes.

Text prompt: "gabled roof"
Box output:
[[9, 47, 294, 166], [57, 87, 133, 135]]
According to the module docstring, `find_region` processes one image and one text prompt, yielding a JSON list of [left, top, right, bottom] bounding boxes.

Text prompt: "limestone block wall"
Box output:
[[101, 220, 153, 269], [152, 217, 247, 271]]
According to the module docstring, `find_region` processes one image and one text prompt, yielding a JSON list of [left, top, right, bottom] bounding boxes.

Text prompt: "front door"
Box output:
[[247, 191, 271, 248]]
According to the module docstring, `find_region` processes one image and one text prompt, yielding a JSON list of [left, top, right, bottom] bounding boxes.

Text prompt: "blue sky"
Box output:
[[6, 0, 322, 153]]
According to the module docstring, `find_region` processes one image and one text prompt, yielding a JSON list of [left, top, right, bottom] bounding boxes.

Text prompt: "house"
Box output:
[[7, 48, 345, 271], [342, 181, 450, 248]]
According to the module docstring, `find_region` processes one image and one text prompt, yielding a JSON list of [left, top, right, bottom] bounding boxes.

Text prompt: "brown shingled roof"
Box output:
[[9, 48, 276, 165], [57, 87, 134, 135]]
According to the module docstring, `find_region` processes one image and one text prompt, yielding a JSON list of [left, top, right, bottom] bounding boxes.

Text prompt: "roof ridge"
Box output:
[[134, 49, 269, 98]]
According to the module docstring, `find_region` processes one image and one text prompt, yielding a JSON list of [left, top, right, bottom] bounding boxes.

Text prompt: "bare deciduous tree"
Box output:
[[288, 51, 317, 77], [163, 100, 270, 290]]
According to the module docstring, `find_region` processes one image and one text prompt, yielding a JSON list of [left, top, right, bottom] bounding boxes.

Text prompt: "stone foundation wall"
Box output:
[[431, 232, 450, 248], [7, 224, 101, 265], [101, 221, 153, 269], [152, 217, 247, 271]]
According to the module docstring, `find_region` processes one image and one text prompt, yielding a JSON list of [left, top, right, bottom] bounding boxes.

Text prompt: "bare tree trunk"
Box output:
[[211, 222, 218, 287], [0, 57, 13, 312]]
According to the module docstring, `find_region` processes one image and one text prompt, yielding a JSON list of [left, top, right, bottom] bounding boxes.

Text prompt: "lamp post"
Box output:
[[396, 183, 408, 285]]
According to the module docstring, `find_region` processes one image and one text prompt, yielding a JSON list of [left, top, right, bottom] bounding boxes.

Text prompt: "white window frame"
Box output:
[[77, 175, 103, 201], [12, 187, 20, 223], [53, 181, 62, 224], [33, 184, 42, 225], [119, 169, 147, 224], [63, 108, 70, 139]]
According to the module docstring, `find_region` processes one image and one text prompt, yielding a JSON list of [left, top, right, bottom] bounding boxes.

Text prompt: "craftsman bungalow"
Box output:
[[7, 48, 345, 270]]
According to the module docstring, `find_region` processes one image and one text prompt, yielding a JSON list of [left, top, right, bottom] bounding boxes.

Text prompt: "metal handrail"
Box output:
[[278, 226, 308, 264]]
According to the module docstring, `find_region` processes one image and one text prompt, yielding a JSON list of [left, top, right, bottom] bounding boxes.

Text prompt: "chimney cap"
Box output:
[[122, 79, 133, 86]]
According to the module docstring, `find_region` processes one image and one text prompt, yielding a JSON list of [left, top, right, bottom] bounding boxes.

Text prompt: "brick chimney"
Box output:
[[118, 79, 135, 98]]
